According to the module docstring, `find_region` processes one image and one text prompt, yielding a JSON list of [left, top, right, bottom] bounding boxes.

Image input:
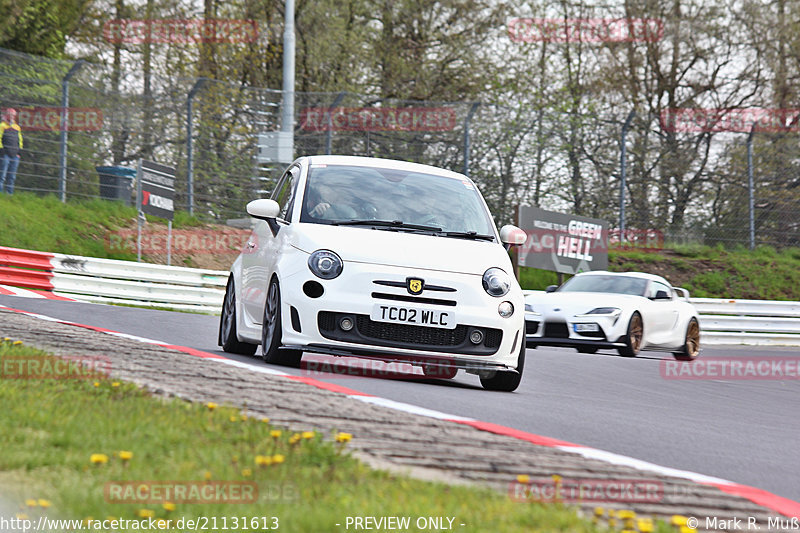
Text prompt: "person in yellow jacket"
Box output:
[[0, 108, 23, 194]]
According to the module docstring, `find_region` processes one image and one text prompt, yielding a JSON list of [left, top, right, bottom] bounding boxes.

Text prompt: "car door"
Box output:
[[241, 165, 300, 325], [643, 280, 680, 345]]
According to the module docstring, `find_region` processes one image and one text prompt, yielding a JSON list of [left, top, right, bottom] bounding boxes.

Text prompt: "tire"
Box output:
[[422, 364, 457, 380], [480, 341, 525, 392], [218, 277, 257, 356], [577, 346, 598, 354], [673, 317, 701, 361], [261, 279, 302, 367], [617, 312, 643, 357]]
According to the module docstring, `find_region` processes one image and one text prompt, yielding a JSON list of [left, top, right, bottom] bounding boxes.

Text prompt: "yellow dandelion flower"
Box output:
[[37, 499, 51, 508], [111, 382, 120, 387], [241, 468, 252, 477], [206, 402, 218, 411], [302, 431, 314, 439], [617, 510, 635, 520], [270, 430, 282, 438], [335, 432, 352, 443], [16, 514, 29, 520], [593, 507, 604, 517], [637, 519, 654, 533], [232, 455, 239, 463], [289, 435, 301, 445], [25, 499, 37, 507], [119, 451, 133, 461], [3, 337, 10, 342], [137, 509, 154, 518], [255, 455, 272, 467], [162, 502, 176, 512], [516, 474, 530, 484], [671, 516, 688, 527], [680, 527, 697, 533], [240, 414, 248, 421], [229, 415, 238, 423], [203, 471, 212, 480], [261, 418, 270, 423], [12, 340, 23, 345], [272, 454, 285, 464], [93, 382, 100, 387], [90, 453, 109, 464]]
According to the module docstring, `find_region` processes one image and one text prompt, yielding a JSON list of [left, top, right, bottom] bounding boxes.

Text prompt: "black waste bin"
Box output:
[[96, 166, 136, 205]]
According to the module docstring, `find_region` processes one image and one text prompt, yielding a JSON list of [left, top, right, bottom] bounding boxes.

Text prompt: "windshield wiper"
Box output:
[[332, 219, 442, 232], [438, 231, 495, 241]]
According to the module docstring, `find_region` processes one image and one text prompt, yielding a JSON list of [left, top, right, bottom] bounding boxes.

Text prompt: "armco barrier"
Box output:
[[0, 246, 226, 314], [3, 245, 800, 342], [522, 291, 800, 346]]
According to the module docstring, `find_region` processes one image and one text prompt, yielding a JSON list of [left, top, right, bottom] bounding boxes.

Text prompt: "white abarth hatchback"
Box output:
[[218, 155, 528, 391]]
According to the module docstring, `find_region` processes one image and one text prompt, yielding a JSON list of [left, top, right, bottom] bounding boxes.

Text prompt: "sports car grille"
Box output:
[[317, 312, 502, 355], [544, 321, 570, 338]]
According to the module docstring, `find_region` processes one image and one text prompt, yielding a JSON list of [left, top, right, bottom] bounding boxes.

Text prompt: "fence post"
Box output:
[[747, 124, 756, 250], [58, 60, 85, 203], [186, 78, 207, 215], [281, 0, 296, 158], [463, 102, 480, 177], [619, 110, 636, 241], [325, 91, 346, 154]]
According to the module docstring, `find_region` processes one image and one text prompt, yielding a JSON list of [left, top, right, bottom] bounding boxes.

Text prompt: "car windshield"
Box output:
[[558, 275, 648, 296], [299, 164, 495, 237]]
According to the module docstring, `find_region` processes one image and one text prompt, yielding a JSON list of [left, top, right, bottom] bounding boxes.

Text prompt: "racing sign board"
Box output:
[[138, 159, 176, 221], [517, 206, 608, 274]]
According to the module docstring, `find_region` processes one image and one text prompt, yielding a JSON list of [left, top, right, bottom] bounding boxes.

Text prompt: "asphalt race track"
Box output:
[[2, 295, 799, 504]]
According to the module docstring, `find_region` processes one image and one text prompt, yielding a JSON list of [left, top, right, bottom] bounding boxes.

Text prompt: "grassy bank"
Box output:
[[0, 341, 608, 532], [520, 244, 800, 301]]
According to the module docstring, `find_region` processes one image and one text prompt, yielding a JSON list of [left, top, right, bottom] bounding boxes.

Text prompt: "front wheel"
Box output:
[[261, 279, 302, 367], [673, 318, 701, 361], [219, 277, 257, 356], [617, 312, 643, 357], [481, 342, 525, 392]]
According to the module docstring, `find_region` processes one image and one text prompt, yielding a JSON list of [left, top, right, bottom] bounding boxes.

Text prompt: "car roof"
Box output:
[[303, 155, 467, 181], [574, 270, 672, 286]]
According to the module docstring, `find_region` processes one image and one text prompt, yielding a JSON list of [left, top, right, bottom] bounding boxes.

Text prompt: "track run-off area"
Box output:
[[1, 294, 798, 524]]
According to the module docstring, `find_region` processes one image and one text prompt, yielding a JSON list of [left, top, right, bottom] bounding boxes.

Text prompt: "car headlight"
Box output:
[[482, 268, 511, 297], [308, 250, 343, 280], [585, 307, 621, 315]]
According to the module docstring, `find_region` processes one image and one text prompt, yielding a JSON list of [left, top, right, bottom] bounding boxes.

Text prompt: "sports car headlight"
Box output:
[[482, 268, 511, 297], [308, 250, 343, 280], [585, 307, 621, 316]]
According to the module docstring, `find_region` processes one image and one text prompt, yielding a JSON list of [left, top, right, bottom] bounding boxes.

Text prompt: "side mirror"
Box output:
[[246, 199, 280, 220], [653, 290, 670, 300], [499, 225, 527, 246], [545, 285, 558, 293]]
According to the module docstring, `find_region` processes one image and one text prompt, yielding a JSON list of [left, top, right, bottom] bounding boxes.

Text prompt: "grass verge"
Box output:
[[0, 341, 608, 532]]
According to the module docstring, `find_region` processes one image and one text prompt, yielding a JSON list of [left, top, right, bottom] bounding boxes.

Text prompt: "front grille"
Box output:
[[371, 292, 456, 307], [544, 321, 570, 338], [356, 315, 466, 346], [316, 311, 502, 355]]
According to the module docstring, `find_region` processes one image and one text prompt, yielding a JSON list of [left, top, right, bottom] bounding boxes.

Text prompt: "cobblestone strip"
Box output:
[[0, 308, 794, 531]]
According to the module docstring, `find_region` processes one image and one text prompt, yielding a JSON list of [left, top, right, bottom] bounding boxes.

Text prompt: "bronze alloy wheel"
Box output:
[[673, 318, 701, 361], [618, 312, 643, 357]]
